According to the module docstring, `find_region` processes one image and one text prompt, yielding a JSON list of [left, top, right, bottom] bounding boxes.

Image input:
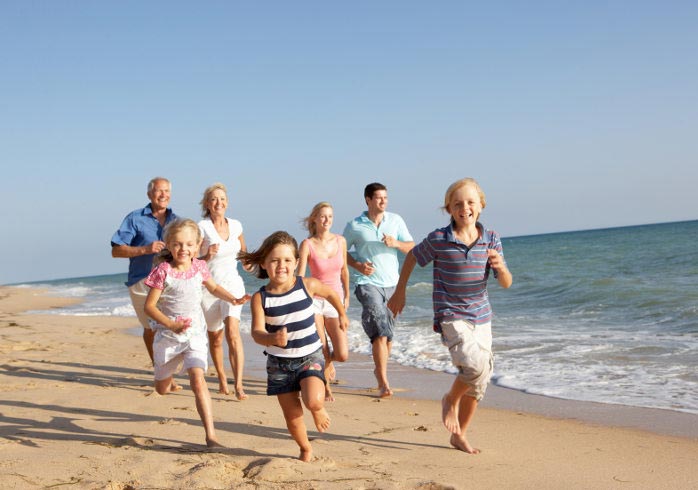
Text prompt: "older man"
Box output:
[[343, 182, 414, 397], [111, 177, 178, 363]]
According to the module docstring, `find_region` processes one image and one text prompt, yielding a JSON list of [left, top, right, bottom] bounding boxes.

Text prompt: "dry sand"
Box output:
[[1, 286, 696, 489]]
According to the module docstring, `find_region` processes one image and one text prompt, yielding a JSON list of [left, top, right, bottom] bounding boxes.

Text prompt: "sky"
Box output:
[[1, 2, 696, 284]]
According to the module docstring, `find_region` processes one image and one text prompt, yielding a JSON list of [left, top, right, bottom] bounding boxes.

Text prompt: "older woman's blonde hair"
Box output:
[[301, 201, 333, 237], [442, 178, 486, 213], [200, 182, 228, 218]]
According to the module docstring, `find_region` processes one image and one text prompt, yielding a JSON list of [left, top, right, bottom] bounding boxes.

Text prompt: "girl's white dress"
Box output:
[[144, 259, 211, 371]]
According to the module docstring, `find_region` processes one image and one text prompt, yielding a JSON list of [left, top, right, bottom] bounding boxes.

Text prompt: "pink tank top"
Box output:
[[307, 236, 344, 297]]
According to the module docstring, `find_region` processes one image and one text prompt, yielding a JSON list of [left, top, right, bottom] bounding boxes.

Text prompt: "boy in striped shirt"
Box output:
[[388, 178, 512, 454]]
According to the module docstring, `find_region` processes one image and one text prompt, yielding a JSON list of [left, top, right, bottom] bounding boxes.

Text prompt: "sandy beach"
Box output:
[[1, 286, 697, 489]]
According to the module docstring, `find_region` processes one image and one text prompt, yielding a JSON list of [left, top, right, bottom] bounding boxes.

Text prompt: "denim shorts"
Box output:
[[355, 284, 395, 342], [266, 348, 326, 396]]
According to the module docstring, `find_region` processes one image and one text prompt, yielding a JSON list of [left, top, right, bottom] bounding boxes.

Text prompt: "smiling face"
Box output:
[[166, 227, 201, 269], [148, 179, 171, 213], [206, 188, 228, 218], [314, 206, 334, 234], [262, 244, 298, 286], [446, 184, 483, 229], [366, 189, 388, 215]]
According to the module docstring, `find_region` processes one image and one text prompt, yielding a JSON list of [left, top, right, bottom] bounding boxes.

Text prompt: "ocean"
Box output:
[[15, 220, 698, 415]]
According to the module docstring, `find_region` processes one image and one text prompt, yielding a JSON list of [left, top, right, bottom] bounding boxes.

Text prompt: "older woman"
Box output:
[[198, 183, 248, 399]]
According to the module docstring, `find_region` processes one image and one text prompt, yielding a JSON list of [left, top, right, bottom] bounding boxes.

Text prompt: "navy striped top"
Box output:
[[412, 222, 505, 331], [260, 276, 322, 358]]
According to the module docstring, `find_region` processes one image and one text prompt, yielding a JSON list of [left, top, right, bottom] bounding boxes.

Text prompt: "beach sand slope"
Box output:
[[1, 287, 696, 489]]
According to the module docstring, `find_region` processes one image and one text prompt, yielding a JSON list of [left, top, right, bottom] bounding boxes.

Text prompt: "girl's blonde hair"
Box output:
[[155, 218, 202, 265], [200, 182, 228, 218], [301, 201, 333, 237], [237, 231, 298, 279], [443, 178, 487, 212]]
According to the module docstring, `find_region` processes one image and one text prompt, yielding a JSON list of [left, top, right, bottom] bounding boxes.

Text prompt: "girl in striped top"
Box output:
[[238, 231, 348, 462]]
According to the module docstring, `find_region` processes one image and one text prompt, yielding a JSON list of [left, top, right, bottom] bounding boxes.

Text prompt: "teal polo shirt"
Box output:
[[343, 211, 413, 288]]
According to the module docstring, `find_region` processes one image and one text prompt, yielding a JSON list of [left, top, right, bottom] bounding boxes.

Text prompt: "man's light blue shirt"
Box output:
[[343, 211, 413, 288], [111, 204, 177, 287]]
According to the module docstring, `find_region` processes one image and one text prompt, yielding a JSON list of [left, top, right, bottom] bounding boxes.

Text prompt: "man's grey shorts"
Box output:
[[355, 284, 395, 342]]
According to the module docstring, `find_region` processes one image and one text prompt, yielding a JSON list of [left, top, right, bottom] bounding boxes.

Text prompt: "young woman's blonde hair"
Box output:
[[301, 201, 333, 237], [199, 182, 228, 218], [442, 178, 487, 212], [237, 231, 299, 279], [155, 218, 202, 265]]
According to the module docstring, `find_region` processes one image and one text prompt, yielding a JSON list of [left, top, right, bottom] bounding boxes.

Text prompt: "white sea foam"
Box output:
[[15, 220, 698, 417]]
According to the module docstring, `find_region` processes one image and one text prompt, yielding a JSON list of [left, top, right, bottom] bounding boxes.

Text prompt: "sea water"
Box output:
[[16, 220, 698, 414]]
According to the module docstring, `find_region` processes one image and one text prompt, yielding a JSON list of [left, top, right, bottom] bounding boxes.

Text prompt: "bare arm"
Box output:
[[387, 251, 417, 317], [339, 236, 351, 307], [250, 292, 287, 347], [239, 233, 254, 273], [144, 287, 190, 334], [346, 251, 375, 276], [303, 277, 349, 332], [382, 234, 415, 255], [203, 278, 251, 305], [487, 250, 513, 289], [112, 241, 166, 259], [297, 239, 310, 277]]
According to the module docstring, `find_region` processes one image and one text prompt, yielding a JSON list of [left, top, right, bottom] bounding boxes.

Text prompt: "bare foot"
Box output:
[[325, 383, 335, 402], [235, 387, 248, 401], [299, 446, 313, 462], [441, 394, 461, 434], [206, 438, 225, 449], [325, 361, 336, 383], [311, 408, 331, 432], [218, 382, 230, 395], [378, 386, 393, 398], [170, 381, 182, 392], [450, 433, 480, 454]]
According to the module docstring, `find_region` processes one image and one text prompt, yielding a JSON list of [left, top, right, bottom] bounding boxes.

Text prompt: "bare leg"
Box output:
[[372, 336, 393, 397], [449, 395, 480, 454], [315, 314, 335, 401], [300, 376, 330, 432], [277, 392, 313, 462], [442, 376, 469, 434], [325, 316, 349, 363], [208, 329, 229, 395], [189, 367, 223, 448], [143, 327, 155, 364], [443, 377, 480, 454], [225, 317, 247, 400]]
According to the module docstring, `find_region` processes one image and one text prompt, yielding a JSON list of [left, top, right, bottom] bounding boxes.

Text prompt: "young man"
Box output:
[[343, 182, 414, 397]]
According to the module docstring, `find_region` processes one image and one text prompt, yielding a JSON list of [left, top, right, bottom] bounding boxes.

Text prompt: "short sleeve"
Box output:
[[342, 221, 355, 250], [395, 215, 413, 243], [412, 234, 435, 267], [144, 262, 169, 289], [111, 214, 136, 246], [194, 259, 212, 282], [229, 218, 243, 238]]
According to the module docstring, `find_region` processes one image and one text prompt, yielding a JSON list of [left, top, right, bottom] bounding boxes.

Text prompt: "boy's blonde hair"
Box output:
[[302, 201, 333, 237], [156, 218, 202, 264], [443, 178, 487, 212], [200, 182, 228, 218]]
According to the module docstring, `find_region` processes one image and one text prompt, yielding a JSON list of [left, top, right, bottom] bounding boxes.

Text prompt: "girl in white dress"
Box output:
[[144, 218, 249, 447]]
